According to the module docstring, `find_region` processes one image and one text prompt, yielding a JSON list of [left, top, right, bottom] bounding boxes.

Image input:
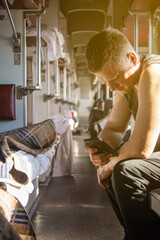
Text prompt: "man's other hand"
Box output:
[[85, 147, 112, 166]]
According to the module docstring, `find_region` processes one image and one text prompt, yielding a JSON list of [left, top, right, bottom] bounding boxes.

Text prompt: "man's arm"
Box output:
[[99, 91, 131, 149], [86, 91, 131, 168], [129, 64, 160, 155], [99, 63, 160, 187], [117, 63, 160, 160]]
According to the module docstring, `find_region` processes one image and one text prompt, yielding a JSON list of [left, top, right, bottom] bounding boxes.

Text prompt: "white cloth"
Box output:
[[52, 125, 74, 177], [27, 24, 70, 63], [50, 114, 74, 177], [5, 151, 39, 207], [14, 151, 40, 181], [5, 144, 57, 207], [50, 114, 70, 135], [5, 181, 34, 208]]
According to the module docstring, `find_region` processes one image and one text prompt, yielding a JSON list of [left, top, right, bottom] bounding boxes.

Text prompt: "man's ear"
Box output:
[[127, 52, 137, 65]]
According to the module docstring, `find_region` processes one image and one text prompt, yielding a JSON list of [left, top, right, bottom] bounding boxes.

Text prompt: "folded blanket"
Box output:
[[0, 119, 56, 184], [0, 188, 36, 239], [0, 212, 22, 240]]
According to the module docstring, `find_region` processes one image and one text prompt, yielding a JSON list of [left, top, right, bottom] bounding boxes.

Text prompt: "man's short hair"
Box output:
[[86, 27, 135, 73]]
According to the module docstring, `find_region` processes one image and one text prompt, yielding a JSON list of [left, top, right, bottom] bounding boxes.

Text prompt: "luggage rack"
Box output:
[[2, 0, 47, 99], [17, 85, 42, 99]]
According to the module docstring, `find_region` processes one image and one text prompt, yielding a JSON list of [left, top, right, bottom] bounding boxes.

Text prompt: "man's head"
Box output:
[[86, 28, 140, 93]]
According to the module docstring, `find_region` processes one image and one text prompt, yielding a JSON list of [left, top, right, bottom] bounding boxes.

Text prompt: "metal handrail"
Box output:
[[2, 0, 18, 40]]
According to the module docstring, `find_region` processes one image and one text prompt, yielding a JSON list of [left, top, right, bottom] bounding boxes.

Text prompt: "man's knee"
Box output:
[[111, 159, 146, 189], [112, 159, 135, 180], [111, 158, 152, 201], [112, 158, 160, 183]]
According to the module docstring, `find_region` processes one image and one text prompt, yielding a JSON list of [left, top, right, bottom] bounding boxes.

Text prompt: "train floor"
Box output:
[[32, 132, 124, 240]]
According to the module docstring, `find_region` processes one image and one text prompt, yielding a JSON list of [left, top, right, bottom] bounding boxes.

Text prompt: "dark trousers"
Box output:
[[106, 152, 160, 240]]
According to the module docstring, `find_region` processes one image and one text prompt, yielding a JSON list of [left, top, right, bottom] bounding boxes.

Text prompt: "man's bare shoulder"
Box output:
[[140, 63, 160, 83], [138, 63, 160, 94]]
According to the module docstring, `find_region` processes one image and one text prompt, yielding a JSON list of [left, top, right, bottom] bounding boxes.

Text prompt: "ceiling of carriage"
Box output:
[[59, 0, 160, 81], [1, 0, 159, 82], [60, 0, 110, 79]]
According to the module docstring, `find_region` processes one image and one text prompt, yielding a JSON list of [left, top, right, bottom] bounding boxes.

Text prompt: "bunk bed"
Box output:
[[0, 119, 57, 216], [0, 114, 74, 217], [0, 2, 74, 238], [0, 117, 62, 239]]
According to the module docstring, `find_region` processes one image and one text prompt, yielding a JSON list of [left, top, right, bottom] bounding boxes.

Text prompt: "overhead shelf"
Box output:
[[67, 9, 106, 35], [76, 54, 86, 63], [60, 0, 109, 16], [0, 0, 39, 9], [59, 0, 110, 79], [74, 46, 86, 56], [71, 30, 98, 48]]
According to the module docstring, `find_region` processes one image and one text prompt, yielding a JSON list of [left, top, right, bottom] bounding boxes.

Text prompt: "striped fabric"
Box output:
[[10, 209, 29, 225], [0, 119, 56, 163], [10, 206, 35, 236], [0, 158, 12, 181], [0, 119, 56, 184], [0, 212, 22, 240], [0, 189, 36, 239]]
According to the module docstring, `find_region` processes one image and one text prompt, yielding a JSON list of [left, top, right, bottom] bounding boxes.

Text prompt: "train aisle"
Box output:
[[32, 133, 124, 240]]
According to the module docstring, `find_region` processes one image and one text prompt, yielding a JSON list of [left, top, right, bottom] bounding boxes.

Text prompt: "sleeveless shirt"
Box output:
[[123, 54, 160, 119]]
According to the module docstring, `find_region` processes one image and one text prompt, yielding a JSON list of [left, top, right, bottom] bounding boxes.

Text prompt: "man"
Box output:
[[85, 28, 160, 240]]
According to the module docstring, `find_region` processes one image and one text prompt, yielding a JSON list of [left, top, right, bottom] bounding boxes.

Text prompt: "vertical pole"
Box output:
[[54, 60, 59, 96], [23, 17, 27, 126], [148, 14, 152, 54], [106, 86, 111, 99], [63, 66, 67, 100], [71, 72, 73, 102], [47, 60, 50, 117], [68, 75, 71, 101], [106, 84, 108, 99], [134, 14, 139, 52], [36, 15, 41, 87], [107, 86, 110, 99], [101, 86, 103, 100], [98, 80, 101, 99]]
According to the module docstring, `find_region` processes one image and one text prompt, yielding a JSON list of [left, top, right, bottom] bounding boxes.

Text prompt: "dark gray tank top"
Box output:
[[123, 54, 160, 119]]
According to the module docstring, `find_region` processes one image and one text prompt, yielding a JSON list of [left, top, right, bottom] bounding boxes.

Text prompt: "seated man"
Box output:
[[85, 28, 160, 240]]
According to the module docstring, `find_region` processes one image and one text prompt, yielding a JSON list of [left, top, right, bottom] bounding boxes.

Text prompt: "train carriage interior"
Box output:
[[0, 0, 160, 239]]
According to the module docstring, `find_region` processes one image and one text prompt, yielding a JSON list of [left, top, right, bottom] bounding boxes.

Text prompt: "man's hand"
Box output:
[[97, 156, 120, 188], [85, 147, 121, 188], [85, 147, 112, 166], [97, 165, 111, 188], [86, 147, 113, 188]]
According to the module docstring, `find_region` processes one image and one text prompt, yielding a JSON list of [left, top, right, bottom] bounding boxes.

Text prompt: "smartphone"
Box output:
[[84, 138, 118, 156]]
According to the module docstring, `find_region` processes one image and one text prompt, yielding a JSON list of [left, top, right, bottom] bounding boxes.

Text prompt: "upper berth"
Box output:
[[0, 0, 39, 9]]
